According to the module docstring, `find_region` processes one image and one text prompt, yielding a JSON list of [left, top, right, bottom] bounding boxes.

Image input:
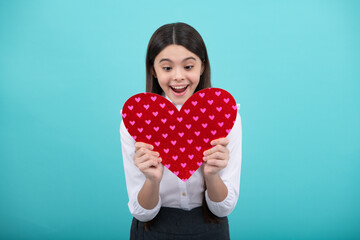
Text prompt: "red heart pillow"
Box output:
[[122, 88, 237, 182]]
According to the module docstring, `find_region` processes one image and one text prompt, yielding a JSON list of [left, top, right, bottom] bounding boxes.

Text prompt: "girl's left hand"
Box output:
[[202, 137, 230, 176]]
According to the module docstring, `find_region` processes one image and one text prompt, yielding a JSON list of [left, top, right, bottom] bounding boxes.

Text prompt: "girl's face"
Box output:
[[153, 44, 204, 105]]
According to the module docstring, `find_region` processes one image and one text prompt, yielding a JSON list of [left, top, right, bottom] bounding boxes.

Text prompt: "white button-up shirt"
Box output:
[[120, 96, 242, 222]]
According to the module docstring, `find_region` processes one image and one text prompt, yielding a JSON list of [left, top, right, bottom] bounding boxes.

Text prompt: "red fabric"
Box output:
[[122, 88, 237, 182]]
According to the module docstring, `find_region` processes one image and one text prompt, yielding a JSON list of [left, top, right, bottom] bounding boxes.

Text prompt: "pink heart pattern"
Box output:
[[122, 88, 237, 182]]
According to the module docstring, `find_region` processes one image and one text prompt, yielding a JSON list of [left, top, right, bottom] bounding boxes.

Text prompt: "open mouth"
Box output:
[[170, 85, 189, 96]]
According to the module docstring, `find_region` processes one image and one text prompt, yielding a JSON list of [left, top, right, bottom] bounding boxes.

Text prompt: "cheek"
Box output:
[[157, 80, 168, 90], [156, 73, 170, 85], [190, 67, 203, 80], [188, 72, 201, 84]]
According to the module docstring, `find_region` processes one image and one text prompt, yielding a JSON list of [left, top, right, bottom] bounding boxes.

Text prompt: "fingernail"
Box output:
[[203, 157, 206, 161]]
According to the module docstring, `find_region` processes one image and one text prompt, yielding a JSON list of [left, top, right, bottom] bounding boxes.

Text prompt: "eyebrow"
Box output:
[[159, 57, 197, 63]]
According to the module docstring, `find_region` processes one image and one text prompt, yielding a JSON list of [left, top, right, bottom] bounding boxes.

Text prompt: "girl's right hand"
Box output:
[[134, 142, 164, 183]]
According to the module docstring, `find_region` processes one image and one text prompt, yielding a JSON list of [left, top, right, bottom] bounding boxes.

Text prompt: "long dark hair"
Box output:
[[144, 23, 220, 231], [145, 22, 211, 94]]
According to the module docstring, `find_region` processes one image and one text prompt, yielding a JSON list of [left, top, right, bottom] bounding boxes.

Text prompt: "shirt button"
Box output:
[[182, 192, 186, 197]]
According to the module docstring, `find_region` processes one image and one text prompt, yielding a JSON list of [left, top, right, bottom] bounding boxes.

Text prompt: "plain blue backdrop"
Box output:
[[1, 0, 359, 239]]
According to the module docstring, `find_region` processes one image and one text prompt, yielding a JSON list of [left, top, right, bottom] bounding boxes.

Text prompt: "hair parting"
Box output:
[[172, 25, 176, 44]]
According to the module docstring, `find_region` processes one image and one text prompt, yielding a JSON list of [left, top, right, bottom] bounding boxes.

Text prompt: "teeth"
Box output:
[[172, 86, 187, 89]]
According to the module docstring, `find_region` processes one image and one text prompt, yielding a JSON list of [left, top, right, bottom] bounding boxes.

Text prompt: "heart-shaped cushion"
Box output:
[[122, 88, 237, 182]]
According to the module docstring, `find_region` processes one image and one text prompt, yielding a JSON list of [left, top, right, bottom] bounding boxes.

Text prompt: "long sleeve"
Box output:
[[120, 120, 162, 222], [205, 111, 242, 217]]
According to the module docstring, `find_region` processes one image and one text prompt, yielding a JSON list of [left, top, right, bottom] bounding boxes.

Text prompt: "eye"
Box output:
[[162, 66, 172, 71], [185, 65, 194, 70]]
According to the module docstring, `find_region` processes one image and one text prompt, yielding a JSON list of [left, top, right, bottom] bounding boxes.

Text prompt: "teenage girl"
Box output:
[[120, 22, 242, 239]]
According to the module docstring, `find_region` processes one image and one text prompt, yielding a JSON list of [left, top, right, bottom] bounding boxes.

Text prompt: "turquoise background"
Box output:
[[1, 0, 359, 239]]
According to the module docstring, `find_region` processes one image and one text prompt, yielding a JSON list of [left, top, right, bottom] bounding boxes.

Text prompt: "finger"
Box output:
[[135, 152, 161, 166], [205, 159, 228, 168], [135, 142, 154, 151], [210, 137, 229, 147], [203, 144, 228, 156], [135, 151, 160, 165], [134, 147, 159, 159], [203, 151, 227, 162], [137, 158, 160, 172]]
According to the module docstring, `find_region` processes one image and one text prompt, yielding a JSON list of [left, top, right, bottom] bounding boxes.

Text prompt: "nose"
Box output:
[[173, 67, 185, 81]]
